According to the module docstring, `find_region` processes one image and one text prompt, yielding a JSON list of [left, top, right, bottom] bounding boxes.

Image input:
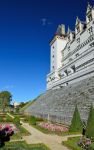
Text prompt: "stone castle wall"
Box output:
[[23, 76, 94, 125]]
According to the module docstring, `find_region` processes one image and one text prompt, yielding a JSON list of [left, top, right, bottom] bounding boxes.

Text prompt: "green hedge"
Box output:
[[69, 105, 83, 133], [1, 141, 51, 150], [86, 105, 94, 140]]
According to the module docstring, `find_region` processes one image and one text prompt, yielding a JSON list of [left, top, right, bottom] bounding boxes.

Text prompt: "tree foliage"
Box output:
[[86, 105, 94, 139], [69, 105, 83, 132], [0, 91, 12, 111]]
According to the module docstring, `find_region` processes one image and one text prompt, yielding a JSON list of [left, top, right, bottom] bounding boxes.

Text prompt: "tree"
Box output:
[[0, 91, 12, 112], [86, 105, 94, 139], [69, 105, 83, 132]]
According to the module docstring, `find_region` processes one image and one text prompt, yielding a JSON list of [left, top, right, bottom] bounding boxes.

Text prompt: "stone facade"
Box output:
[[47, 3, 94, 90], [23, 76, 94, 124]]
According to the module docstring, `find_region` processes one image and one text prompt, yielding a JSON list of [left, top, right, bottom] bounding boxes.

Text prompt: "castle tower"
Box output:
[[50, 24, 67, 73]]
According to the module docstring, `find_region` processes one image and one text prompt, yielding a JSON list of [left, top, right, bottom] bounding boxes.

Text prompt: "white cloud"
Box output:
[[41, 18, 53, 26], [4, 85, 14, 90], [41, 18, 47, 26]]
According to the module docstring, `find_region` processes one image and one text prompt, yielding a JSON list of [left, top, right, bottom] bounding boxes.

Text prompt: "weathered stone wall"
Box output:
[[23, 76, 94, 125]]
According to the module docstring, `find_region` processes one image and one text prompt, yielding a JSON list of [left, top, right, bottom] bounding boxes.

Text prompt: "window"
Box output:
[[88, 14, 92, 22], [71, 65, 76, 73], [88, 26, 93, 36], [64, 70, 68, 76], [90, 42, 94, 47], [76, 53, 79, 57], [68, 46, 70, 51], [77, 38, 80, 44]]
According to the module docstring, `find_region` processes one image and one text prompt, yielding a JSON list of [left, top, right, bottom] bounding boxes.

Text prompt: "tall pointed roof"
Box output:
[[87, 2, 92, 14], [76, 17, 80, 25], [67, 26, 70, 34]]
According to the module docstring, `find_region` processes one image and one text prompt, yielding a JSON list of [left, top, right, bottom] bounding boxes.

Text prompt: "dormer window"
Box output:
[[86, 3, 93, 24], [76, 25, 80, 33], [88, 14, 92, 22]]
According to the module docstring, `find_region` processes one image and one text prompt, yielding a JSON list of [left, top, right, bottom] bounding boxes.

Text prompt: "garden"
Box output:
[[62, 105, 94, 150], [23, 115, 70, 135], [0, 113, 30, 140], [0, 141, 51, 150]]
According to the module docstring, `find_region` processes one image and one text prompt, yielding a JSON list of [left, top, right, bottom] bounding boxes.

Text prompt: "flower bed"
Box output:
[[38, 122, 69, 132], [0, 123, 19, 133]]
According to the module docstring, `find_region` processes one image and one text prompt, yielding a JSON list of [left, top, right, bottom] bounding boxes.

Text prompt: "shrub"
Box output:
[[88, 143, 94, 150], [69, 105, 83, 133], [13, 116, 20, 125], [6, 114, 13, 122], [86, 105, 94, 140], [28, 116, 37, 125]]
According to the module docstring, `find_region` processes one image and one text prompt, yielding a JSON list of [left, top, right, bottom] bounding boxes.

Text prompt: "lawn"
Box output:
[[63, 137, 94, 150], [11, 124, 30, 140], [0, 141, 51, 150], [63, 137, 83, 150]]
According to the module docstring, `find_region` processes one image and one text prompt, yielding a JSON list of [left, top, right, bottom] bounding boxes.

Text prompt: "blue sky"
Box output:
[[0, 0, 93, 103]]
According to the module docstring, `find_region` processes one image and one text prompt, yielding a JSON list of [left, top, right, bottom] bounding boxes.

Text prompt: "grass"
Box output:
[[63, 137, 94, 150], [0, 113, 30, 140], [0, 141, 51, 150], [11, 124, 30, 140], [63, 137, 83, 150], [88, 143, 94, 150]]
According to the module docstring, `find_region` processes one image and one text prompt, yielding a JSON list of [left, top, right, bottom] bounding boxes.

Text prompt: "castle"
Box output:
[[22, 4, 94, 124], [47, 3, 94, 90]]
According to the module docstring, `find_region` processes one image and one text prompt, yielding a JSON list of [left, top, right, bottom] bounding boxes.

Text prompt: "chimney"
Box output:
[[56, 24, 65, 36]]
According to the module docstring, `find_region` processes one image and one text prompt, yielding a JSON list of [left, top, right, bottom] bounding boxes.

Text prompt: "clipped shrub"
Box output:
[[29, 116, 37, 125], [86, 105, 94, 140], [69, 105, 83, 133]]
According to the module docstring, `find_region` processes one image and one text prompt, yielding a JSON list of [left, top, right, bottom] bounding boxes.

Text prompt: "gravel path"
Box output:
[[22, 122, 81, 150], [7, 113, 81, 150]]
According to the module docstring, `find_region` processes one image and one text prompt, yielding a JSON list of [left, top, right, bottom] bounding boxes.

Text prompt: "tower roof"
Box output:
[[75, 17, 80, 25], [86, 2, 92, 14], [56, 24, 65, 36]]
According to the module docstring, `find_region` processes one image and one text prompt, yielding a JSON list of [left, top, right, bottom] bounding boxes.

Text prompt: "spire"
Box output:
[[67, 26, 70, 34], [87, 2, 92, 14], [76, 16, 80, 25]]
